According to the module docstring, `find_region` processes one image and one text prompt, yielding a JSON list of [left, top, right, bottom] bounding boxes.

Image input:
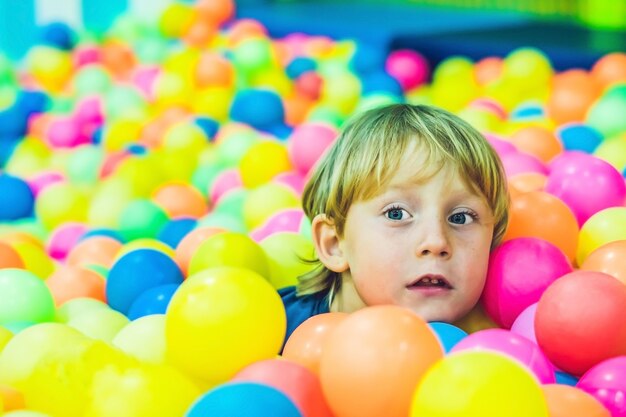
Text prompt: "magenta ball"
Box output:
[[510, 302, 539, 345], [545, 151, 626, 226], [250, 208, 305, 242], [27, 171, 65, 196], [484, 133, 518, 158], [287, 123, 337, 175], [210, 168, 243, 205], [500, 151, 549, 177], [46, 222, 88, 261], [274, 171, 306, 196], [481, 237, 573, 328], [46, 116, 88, 148], [384, 49, 430, 91], [74, 97, 104, 127], [577, 356, 626, 417], [451, 328, 555, 384]]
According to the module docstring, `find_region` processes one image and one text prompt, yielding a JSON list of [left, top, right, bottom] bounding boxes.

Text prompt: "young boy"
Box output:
[[280, 103, 509, 341]]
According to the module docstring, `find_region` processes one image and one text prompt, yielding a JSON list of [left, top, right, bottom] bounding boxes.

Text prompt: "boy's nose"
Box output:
[[415, 221, 451, 259]]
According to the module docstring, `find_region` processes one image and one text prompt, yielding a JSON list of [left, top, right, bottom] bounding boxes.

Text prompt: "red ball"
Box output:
[[535, 271, 626, 376]]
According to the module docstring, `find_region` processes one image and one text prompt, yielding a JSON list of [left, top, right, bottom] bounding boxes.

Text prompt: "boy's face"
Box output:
[[334, 144, 495, 323]]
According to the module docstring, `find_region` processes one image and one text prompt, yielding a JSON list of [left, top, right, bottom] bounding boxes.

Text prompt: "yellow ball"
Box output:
[[504, 47, 553, 90], [35, 183, 89, 231], [88, 178, 135, 228], [243, 183, 300, 230], [594, 133, 626, 173], [158, 3, 195, 38], [0, 325, 12, 351], [259, 232, 316, 290], [112, 314, 167, 365], [10, 241, 55, 279], [56, 298, 109, 323], [577, 207, 626, 266], [188, 231, 269, 278], [101, 118, 144, 152], [411, 351, 549, 417], [165, 267, 286, 385], [27, 46, 73, 92], [66, 308, 129, 343], [193, 86, 234, 122], [239, 140, 292, 188]]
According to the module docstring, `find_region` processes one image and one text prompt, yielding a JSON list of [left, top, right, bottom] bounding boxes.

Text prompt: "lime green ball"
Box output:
[[87, 178, 135, 228], [0, 269, 55, 325], [72, 65, 112, 98], [433, 55, 475, 83], [215, 130, 260, 167], [259, 232, 316, 290], [586, 84, 626, 137], [66, 145, 104, 186], [192, 162, 228, 198], [35, 183, 89, 231], [504, 47, 553, 88], [118, 199, 170, 241], [56, 298, 109, 323], [105, 85, 148, 121], [158, 3, 195, 38], [243, 183, 300, 230], [594, 134, 626, 172], [197, 211, 248, 233], [214, 188, 248, 217], [232, 37, 276, 76], [306, 105, 345, 127], [355, 93, 402, 114]]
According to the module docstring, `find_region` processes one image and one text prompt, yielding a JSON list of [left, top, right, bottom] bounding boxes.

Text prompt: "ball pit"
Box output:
[[0, 1, 624, 415]]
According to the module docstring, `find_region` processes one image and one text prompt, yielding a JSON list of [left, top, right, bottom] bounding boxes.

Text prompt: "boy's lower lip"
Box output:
[[406, 286, 452, 296]]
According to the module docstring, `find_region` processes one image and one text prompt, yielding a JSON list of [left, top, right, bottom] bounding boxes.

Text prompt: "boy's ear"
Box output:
[[311, 214, 349, 273]]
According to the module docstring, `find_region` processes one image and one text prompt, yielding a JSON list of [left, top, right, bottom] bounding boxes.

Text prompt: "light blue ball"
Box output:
[[428, 322, 468, 353], [0, 173, 34, 220], [557, 124, 603, 153], [128, 283, 179, 320]]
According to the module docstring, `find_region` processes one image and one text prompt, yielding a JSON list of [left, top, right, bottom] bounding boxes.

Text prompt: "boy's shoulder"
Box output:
[[278, 286, 330, 344]]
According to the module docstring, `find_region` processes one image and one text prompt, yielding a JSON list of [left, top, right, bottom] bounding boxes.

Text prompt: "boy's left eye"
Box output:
[[385, 207, 409, 221], [448, 212, 475, 225]]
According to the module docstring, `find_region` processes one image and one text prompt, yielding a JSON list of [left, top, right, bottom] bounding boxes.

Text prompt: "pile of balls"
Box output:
[[0, 0, 625, 416]]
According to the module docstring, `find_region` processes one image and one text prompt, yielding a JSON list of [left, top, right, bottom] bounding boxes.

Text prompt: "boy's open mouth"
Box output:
[[407, 274, 453, 289]]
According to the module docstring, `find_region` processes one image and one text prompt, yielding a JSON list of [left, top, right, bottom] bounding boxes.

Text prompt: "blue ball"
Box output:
[[106, 249, 184, 315], [186, 382, 302, 417], [0, 173, 34, 220], [350, 42, 386, 75], [80, 228, 125, 243], [127, 283, 179, 320], [0, 104, 29, 138], [557, 124, 603, 154], [194, 117, 219, 140], [39, 22, 76, 50], [286, 57, 317, 79], [126, 143, 147, 155], [158, 217, 197, 248], [15, 89, 49, 116], [0, 138, 19, 168], [361, 71, 403, 96], [230, 89, 285, 133], [428, 322, 468, 353], [555, 370, 579, 386]]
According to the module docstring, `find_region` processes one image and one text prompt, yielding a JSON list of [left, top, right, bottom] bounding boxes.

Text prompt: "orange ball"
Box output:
[[541, 384, 610, 417], [474, 56, 504, 86], [226, 19, 268, 46], [183, 18, 218, 48], [581, 240, 626, 285], [504, 191, 579, 262], [152, 182, 208, 219], [195, 0, 235, 26], [508, 172, 547, 196], [591, 52, 626, 90], [509, 126, 563, 163], [101, 41, 136, 80], [0, 385, 25, 411], [547, 69, 601, 124], [0, 241, 24, 269], [283, 95, 314, 127], [319, 306, 443, 417], [282, 312, 348, 375], [174, 226, 225, 275], [45, 265, 106, 306], [66, 236, 123, 269], [196, 52, 235, 88]]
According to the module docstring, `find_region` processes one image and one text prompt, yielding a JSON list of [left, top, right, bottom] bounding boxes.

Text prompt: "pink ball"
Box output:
[[501, 151, 549, 177], [482, 237, 573, 328], [287, 123, 337, 175], [74, 97, 104, 126], [510, 302, 539, 345], [384, 49, 430, 91], [577, 356, 626, 417], [250, 208, 305, 242], [274, 171, 307, 196], [484, 133, 518, 157], [209, 168, 243, 205], [133, 66, 160, 100], [74, 45, 100, 67], [47, 222, 88, 261], [545, 151, 626, 226], [28, 171, 65, 196], [47, 116, 89, 148], [451, 328, 555, 384]]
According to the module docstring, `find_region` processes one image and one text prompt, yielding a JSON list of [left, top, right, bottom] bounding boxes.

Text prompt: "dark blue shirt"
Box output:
[[279, 286, 330, 346]]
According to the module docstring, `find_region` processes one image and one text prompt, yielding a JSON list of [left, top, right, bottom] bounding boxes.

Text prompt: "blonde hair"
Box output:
[[297, 104, 509, 302]]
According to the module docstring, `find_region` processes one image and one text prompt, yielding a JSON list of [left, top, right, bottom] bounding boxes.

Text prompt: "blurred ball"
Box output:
[[0, 174, 34, 221], [188, 231, 269, 277], [591, 52, 626, 90], [411, 351, 548, 417], [474, 56, 503, 86], [209, 168, 242, 205], [581, 240, 626, 285], [482, 237, 572, 328], [242, 183, 300, 230], [186, 382, 301, 417], [547, 69, 601, 124], [287, 123, 336, 175], [508, 173, 547, 196], [541, 384, 610, 417], [153, 182, 207, 219], [127, 283, 179, 320], [196, 52, 235, 88], [501, 151, 548, 177], [233, 358, 333, 417], [320, 306, 443, 417], [576, 356, 626, 417], [586, 84, 626, 138], [384, 49, 429, 91], [0, 242, 24, 269], [250, 208, 306, 242], [46, 116, 87, 148], [46, 222, 87, 261], [118, 199, 170, 241], [66, 306, 129, 342], [239, 140, 292, 188], [504, 191, 579, 262], [0, 269, 55, 325], [66, 235, 122, 269], [535, 271, 626, 376], [546, 152, 626, 227], [428, 322, 468, 353], [557, 124, 603, 153], [259, 232, 316, 290], [174, 226, 224, 275], [107, 249, 183, 315], [45, 265, 106, 306], [157, 218, 197, 249], [504, 47, 553, 90], [509, 126, 562, 163], [166, 267, 286, 385], [510, 301, 539, 343], [55, 297, 108, 324], [230, 89, 284, 133], [112, 314, 166, 365], [35, 182, 89, 231], [577, 207, 626, 266], [594, 133, 626, 173], [450, 328, 555, 384]]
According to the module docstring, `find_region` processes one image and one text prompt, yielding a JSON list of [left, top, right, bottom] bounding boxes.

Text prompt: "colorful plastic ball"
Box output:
[[66, 306, 129, 342], [0, 269, 55, 325], [27, 46, 73, 92], [504, 191, 579, 262], [157, 218, 197, 249], [450, 328, 555, 384], [0, 174, 34, 221], [542, 384, 610, 417], [581, 240, 626, 285], [474, 56, 503, 85], [385, 49, 429, 91], [547, 69, 601, 125], [250, 208, 306, 242], [287, 123, 337, 175], [55, 298, 109, 324], [233, 358, 333, 417], [320, 306, 443, 417], [230, 89, 285, 133], [510, 302, 539, 344], [411, 351, 549, 417], [166, 267, 286, 384], [557, 124, 603, 153], [118, 199, 170, 242], [535, 271, 626, 376], [35, 182, 89, 231], [112, 314, 166, 365], [484, 133, 517, 157], [259, 232, 316, 290], [188, 231, 270, 278], [546, 152, 626, 226], [286, 57, 317, 79], [196, 52, 235, 88], [45, 265, 106, 306], [0, 242, 24, 269], [504, 47, 553, 88], [591, 52, 626, 90], [586, 84, 626, 138], [66, 236, 123, 269], [509, 126, 562, 163], [174, 226, 225, 275], [500, 151, 548, 177], [186, 382, 301, 417], [242, 183, 300, 230], [482, 237, 572, 328], [127, 283, 179, 320], [361, 71, 403, 96], [45, 222, 87, 261], [577, 356, 626, 417], [428, 322, 468, 353], [106, 249, 183, 315], [152, 182, 207, 219], [594, 133, 626, 174], [210, 168, 243, 204], [577, 207, 626, 266], [239, 140, 292, 188]]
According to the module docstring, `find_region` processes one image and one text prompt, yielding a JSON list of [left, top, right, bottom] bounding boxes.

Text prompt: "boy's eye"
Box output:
[[385, 207, 409, 221], [448, 212, 475, 225]]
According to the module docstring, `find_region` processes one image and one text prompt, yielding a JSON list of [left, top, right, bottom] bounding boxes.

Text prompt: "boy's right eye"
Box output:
[[385, 207, 409, 221]]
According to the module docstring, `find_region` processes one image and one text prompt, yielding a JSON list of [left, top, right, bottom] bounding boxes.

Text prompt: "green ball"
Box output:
[[586, 84, 626, 137], [66, 145, 104, 186], [118, 199, 170, 241], [0, 269, 55, 325], [191, 162, 228, 198], [72, 65, 112, 98], [196, 212, 247, 234], [213, 188, 248, 218], [231, 37, 276, 75], [215, 130, 260, 167]]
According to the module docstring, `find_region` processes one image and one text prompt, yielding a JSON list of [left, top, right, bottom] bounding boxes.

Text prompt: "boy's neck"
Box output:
[[330, 274, 368, 313]]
